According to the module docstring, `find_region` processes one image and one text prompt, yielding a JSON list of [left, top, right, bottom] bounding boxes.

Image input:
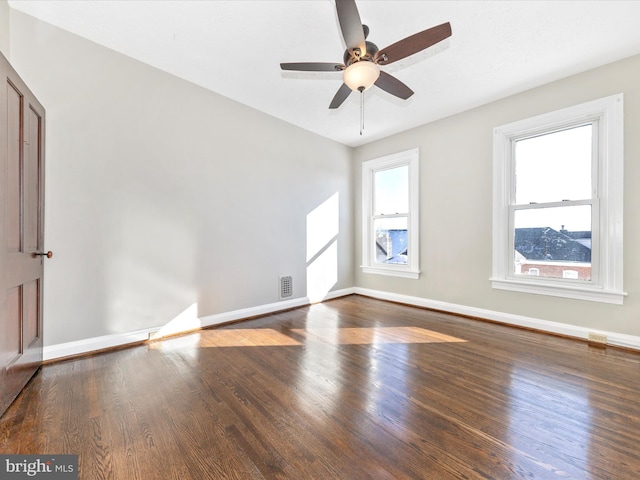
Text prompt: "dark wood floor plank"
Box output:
[[2, 295, 640, 479]]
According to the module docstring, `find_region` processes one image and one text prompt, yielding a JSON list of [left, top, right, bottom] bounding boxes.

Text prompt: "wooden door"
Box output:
[[0, 52, 47, 417]]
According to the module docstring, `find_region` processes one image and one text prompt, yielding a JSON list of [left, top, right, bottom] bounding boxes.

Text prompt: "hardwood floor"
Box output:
[[2, 295, 640, 479]]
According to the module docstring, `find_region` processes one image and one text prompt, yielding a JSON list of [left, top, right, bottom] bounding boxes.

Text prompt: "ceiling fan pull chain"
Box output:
[[359, 86, 365, 135]]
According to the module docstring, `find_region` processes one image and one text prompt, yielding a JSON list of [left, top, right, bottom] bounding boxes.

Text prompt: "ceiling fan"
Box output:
[[280, 0, 452, 110]]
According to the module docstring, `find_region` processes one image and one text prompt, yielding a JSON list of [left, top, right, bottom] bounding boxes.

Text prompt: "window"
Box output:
[[492, 94, 625, 304], [362, 148, 419, 279]]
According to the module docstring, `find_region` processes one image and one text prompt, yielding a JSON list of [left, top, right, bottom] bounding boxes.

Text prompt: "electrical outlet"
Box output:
[[588, 332, 607, 345]]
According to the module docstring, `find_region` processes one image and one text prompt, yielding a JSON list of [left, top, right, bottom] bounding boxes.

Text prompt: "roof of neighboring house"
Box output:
[[515, 227, 591, 262], [564, 230, 591, 240], [376, 229, 408, 259]]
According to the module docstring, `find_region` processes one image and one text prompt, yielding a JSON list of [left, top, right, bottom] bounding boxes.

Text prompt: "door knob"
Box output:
[[34, 251, 53, 258]]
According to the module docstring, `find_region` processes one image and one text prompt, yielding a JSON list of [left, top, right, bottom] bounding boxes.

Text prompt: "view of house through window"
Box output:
[[512, 124, 594, 281], [374, 165, 409, 265], [362, 148, 419, 279], [493, 94, 623, 304]]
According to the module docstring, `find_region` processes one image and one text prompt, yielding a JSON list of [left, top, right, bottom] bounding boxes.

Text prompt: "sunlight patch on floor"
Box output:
[[174, 326, 467, 348], [292, 326, 467, 345], [198, 329, 303, 347]]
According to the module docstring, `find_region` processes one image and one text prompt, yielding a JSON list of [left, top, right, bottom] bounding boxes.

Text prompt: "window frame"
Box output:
[[361, 148, 420, 279], [491, 94, 625, 304]]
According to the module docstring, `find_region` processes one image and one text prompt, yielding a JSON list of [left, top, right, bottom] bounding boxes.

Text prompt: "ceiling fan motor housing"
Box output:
[[344, 40, 379, 66]]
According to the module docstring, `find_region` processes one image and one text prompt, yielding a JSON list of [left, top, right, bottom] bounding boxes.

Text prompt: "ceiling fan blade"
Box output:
[[374, 71, 414, 100], [336, 0, 366, 55], [329, 83, 352, 109], [280, 62, 344, 72], [375, 22, 452, 65]]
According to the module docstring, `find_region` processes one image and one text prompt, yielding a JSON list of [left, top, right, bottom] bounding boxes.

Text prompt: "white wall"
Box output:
[[8, 6, 640, 351], [354, 54, 640, 339], [0, 0, 9, 58], [9, 10, 353, 347]]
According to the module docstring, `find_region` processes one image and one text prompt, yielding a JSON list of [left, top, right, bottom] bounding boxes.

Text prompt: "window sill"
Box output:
[[490, 277, 626, 305], [362, 266, 420, 279]]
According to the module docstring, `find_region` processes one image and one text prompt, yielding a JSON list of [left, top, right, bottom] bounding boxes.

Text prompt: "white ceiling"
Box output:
[[8, 0, 640, 147]]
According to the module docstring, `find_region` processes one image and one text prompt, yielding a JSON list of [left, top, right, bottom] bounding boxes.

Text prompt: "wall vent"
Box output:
[[279, 276, 293, 300]]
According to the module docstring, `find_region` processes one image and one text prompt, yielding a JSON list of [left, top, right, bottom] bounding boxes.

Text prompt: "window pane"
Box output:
[[513, 205, 591, 280], [515, 124, 592, 204], [374, 165, 408, 215], [374, 217, 408, 265]]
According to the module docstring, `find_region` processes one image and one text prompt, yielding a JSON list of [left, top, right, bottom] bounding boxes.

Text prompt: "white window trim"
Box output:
[[362, 148, 420, 279], [491, 94, 625, 304]]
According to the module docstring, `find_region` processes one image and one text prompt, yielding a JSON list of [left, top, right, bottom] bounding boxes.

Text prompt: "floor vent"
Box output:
[[279, 276, 293, 300]]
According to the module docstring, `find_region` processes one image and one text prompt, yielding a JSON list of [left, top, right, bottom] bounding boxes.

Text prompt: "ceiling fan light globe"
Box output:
[[342, 61, 380, 92]]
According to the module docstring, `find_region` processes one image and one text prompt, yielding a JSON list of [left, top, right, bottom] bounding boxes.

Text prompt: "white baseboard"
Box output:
[[198, 287, 353, 328], [354, 287, 640, 352], [43, 288, 355, 361], [43, 329, 151, 361], [43, 286, 639, 361]]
